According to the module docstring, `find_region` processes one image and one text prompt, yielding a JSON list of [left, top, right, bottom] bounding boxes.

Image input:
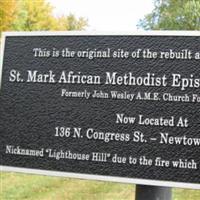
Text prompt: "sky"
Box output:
[[47, 0, 154, 31]]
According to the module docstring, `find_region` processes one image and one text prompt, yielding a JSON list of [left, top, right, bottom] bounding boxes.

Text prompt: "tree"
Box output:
[[56, 14, 88, 31], [0, 0, 87, 35], [138, 0, 200, 30], [13, 0, 57, 31], [0, 0, 18, 32]]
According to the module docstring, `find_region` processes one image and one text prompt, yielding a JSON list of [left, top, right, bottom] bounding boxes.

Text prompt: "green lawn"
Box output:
[[0, 172, 199, 200]]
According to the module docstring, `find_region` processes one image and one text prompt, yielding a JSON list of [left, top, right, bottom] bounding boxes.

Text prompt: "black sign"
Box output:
[[0, 32, 200, 189]]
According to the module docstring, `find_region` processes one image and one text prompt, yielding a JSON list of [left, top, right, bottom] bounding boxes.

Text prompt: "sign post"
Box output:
[[0, 32, 200, 193], [135, 185, 172, 200]]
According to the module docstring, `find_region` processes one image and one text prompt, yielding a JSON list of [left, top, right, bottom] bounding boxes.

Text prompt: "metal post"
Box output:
[[135, 185, 172, 200]]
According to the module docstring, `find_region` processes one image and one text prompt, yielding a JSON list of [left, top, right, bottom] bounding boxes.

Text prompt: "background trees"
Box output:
[[0, 0, 18, 32], [138, 0, 200, 30], [0, 0, 87, 35]]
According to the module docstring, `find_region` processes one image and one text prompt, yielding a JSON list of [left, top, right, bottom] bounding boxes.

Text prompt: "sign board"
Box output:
[[0, 32, 200, 189]]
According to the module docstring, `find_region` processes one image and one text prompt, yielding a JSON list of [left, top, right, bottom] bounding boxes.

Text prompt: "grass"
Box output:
[[0, 172, 199, 200]]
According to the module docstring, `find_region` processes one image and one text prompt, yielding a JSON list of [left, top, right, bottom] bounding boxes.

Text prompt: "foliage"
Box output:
[[13, 0, 56, 31], [55, 14, 88, 31], [0, 0, 87, 34], [138, 0, 200, 30], [0, 0, 18, 32]]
